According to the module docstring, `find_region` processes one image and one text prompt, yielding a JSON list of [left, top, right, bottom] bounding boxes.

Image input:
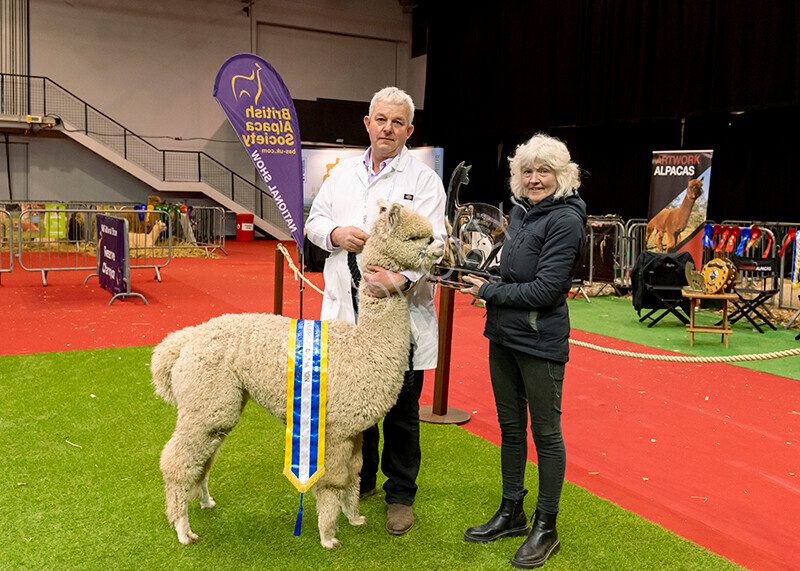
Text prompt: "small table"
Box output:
[[681, 290, 737, 348]]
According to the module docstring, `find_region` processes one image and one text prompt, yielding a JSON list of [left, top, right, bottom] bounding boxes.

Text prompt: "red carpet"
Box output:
[[0, 241, 322, 355], [434, 299, 799, 571], [2, 240, 798, 570]]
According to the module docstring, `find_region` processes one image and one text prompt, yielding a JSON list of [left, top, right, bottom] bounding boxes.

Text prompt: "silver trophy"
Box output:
[[435, 162, 507, 286]]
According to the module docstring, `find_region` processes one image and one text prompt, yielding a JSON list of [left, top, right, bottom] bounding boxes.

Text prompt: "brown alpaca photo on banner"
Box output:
[[646, 178, 704, 252]]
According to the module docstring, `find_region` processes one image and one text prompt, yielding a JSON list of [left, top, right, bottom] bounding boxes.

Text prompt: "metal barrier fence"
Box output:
[[0, 208, 13, 281], [3, 200, 797, 313], [619, 219, 648, 290], [583, 216, 626, 290], [14, 207, 172, 286], [625, 219, 798, 312], [722, 221, 800, 309], [2, 200, 226, 252], [1, 72, 289, 235], [185, 206, 227, 256]]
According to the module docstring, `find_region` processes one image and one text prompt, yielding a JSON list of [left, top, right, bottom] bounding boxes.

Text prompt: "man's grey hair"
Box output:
[[369, 86, 415, 124]]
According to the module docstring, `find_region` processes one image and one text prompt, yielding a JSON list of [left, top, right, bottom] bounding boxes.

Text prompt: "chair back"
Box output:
[[632, 251, 693, 310]]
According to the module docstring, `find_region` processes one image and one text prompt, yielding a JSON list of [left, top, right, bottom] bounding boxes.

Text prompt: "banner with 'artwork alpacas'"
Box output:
[[646, 150, 713, 270]]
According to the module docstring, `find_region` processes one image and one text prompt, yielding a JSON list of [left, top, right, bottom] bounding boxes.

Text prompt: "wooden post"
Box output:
[[273, 245, 284, 316], [420, 285, 471, 425]]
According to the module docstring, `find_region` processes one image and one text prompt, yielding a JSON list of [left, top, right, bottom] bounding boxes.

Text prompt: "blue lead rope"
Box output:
[[294, 493, 304, 536]]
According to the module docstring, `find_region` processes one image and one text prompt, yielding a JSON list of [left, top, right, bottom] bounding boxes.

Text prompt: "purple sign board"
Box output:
[[97, 215, 127, 296], [213, 53, 304, 253]]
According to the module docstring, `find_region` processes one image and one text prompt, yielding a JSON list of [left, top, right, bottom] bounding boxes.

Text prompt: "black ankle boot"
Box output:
[[464, 491, 529, 543], [511, 510, 560, 569]]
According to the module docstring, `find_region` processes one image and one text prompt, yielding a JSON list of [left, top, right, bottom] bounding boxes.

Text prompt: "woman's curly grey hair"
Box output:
[[508, 133, 581, 200]]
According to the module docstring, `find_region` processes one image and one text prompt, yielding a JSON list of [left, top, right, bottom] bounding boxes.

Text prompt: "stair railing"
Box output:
[[0, 72, 287, 234]]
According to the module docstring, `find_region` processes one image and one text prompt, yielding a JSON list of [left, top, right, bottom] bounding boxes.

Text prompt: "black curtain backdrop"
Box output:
[[423, 0, 800, 223]]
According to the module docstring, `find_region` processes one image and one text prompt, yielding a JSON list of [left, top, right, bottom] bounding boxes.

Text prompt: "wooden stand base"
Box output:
[[420, 285, 472, 426], [419, 405, 471, 425], [682, 290, 736, 348]]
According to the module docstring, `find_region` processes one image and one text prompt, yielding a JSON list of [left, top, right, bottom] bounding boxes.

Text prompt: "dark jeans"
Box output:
[[489, 341, 566, 514], [360, 369, 425, 506]]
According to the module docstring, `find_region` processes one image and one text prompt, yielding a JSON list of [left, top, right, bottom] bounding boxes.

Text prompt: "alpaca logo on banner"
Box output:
[[646, 150, 713, 270], [213, 54, 304, 253], [284, 319, 328, 494]]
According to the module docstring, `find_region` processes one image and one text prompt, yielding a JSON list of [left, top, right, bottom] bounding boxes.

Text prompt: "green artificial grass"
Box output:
[[1, 347, 741, 570], [568, 295, 800, 380]]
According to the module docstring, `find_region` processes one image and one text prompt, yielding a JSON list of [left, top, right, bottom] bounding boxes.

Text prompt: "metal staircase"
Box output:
[[0, 72, 290, 240]]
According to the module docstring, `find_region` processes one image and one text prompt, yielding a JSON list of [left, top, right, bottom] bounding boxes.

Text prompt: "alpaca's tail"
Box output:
[[151, 326, 195, 405]]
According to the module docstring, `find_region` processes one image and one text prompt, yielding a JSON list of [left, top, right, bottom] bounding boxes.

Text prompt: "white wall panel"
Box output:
[[257, 24, 399, 102]]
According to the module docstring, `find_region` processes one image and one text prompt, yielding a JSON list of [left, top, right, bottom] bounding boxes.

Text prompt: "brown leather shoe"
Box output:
[[386, 503, 414, 535]]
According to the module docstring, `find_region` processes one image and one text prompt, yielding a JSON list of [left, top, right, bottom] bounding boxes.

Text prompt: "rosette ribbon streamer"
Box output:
[[746, 225, 761, 252], [735, 227, 751, 255], [284, 319, 328, 535], [724, 226, 740, 253], [702, 223, 715, 248]]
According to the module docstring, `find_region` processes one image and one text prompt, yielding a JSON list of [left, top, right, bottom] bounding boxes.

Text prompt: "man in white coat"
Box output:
[[305, 86, 446, 536]]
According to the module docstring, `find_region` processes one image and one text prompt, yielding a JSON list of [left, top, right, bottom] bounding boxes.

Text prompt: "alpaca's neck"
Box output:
[[354, 287, 411, 339], [679, 194, 697, 212], [325, 288, 412, 433], [676, 195, 697, 222]]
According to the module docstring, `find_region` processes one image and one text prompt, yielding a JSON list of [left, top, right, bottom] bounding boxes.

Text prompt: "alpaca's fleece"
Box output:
[[129, 219, 166, 249], [152, 203, 443, 549], [645, 178, 704, 252]]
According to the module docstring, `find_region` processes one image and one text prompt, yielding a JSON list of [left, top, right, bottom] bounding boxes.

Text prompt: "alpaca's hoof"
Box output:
[[175, 518, 200, 544], [349, 515, 367, 526], [178, 531, 200, 544], [321, 537, 341, 549], [200, 496, 216, 509]]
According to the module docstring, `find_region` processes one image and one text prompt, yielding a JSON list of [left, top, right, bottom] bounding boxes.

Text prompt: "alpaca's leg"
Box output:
[[164, 478, 198, 544], [313, 438, 360, 548], [666, 232, 678, 251], [199, 453, 218, 509], [160, 411, 238, 543], [654, 229, 665, 251], [161, 429, 200, 544], [341, 435, 366, 526], [199, 396, 247, 510], [197, 438, 231, 510], [314, 483, 343, 548]]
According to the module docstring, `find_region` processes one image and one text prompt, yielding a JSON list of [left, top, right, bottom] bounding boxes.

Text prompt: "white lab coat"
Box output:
[[305, 147, 447, 370]]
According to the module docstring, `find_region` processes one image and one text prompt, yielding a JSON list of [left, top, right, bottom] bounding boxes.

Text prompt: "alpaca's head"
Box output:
[[687, 179, 703, 200], [361, 203, 444, 275]]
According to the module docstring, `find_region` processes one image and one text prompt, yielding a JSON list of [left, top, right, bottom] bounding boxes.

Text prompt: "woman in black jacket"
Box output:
[[460, 133, 587, 569]]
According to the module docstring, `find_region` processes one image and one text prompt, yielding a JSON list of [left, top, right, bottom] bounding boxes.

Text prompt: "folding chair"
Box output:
[[785, 295, 800, 331], [569, 278, 591, 303], [724, 255, 780, 333], [631, 251, 693, 327]]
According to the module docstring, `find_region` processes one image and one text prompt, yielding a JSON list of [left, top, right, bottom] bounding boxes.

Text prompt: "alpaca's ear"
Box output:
[[387, 203, 403, 230]]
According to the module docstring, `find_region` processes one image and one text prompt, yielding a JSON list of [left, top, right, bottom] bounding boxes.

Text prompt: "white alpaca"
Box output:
[[151, 203, 443, 548], [129, 219, 166, 249]]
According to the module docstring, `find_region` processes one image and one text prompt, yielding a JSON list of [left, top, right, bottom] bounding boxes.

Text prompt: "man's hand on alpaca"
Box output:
[[362, 265, 409, 298], [331, 226, 369, 253]]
